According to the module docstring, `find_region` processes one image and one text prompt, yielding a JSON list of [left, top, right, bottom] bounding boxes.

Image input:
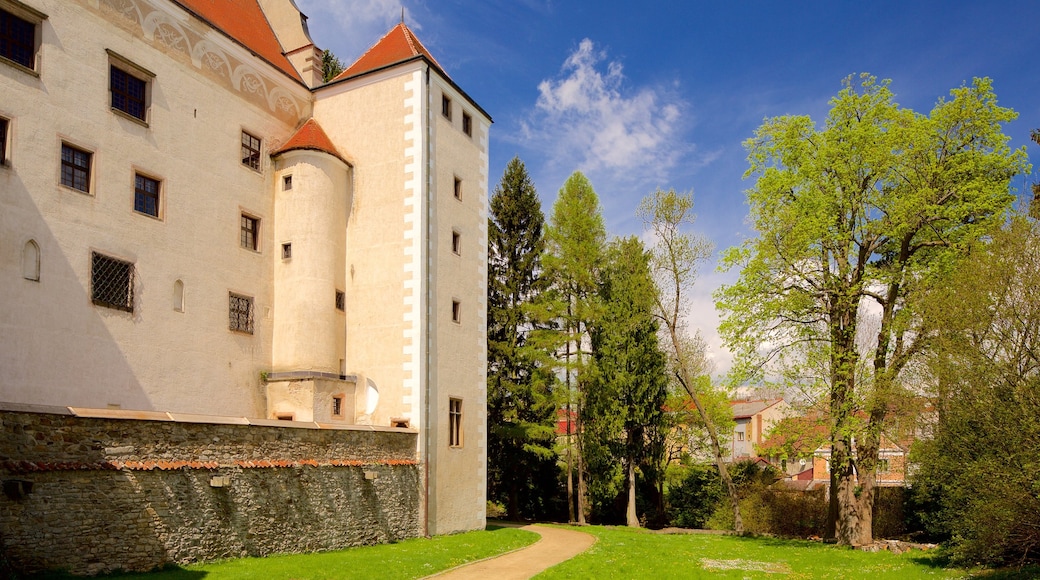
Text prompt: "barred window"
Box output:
[[228, 292, 254, 334], [449, 398, 463, 447], [111, 65, 147, 121], [91, 252, 134, 312], [134, 173, 160, 217], [61, 143, 91, 193], [241, 131, 261, 171], [0, 7, 36, 70], [240, 214, 259, 250]]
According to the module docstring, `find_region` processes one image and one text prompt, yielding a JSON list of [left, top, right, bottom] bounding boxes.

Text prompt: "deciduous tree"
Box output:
[[717, 75, 1027, 545]]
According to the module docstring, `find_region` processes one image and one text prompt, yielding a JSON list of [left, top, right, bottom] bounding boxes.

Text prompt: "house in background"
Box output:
[[728, 398, 790, 461], [0, 0, 488, 536]]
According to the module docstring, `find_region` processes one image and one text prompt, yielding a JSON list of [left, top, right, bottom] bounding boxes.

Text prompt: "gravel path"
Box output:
[[425, 523, 596, 580]]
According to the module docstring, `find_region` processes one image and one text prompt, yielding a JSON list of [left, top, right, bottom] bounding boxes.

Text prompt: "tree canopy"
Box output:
[[717, 74, 1028, 545]]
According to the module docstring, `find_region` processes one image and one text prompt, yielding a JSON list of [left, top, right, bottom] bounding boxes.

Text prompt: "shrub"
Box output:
[[666, 464, 723, 529]]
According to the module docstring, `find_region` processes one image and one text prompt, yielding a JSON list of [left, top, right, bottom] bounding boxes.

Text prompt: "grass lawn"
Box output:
[[534, 526, 1036, 579], [30, 525, 537, 580]]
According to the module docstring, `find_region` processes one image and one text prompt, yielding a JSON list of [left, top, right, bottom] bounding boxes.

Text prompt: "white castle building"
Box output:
[[0, 0, 489, 535]]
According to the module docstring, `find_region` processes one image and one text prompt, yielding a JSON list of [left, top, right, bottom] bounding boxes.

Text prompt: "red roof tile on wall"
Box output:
[[334, 22, 444, 81], [174, 0, 302, 82], [272, 118, 348, 164]]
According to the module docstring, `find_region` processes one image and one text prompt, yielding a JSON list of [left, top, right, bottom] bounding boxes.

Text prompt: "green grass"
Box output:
[[30, 525, 537, 580], [533, 526, 1035, 579]]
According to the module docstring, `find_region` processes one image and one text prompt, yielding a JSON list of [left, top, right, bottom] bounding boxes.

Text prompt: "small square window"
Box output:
[[0, 4, 44, 72], [60, 143, 91, 193], [281, 242, 292, 260], [283, 174, 292, 191], [441, 94, 452, 120], [91, 252, 134, 312], [453, 177, 462, 201], [134, 173, 160, 217], [229, 292, 254, 334], [335, 290, 345, 311], [462, 112, 472, 137], [240, 214, 259, 251], [241, 131, 261, 171], [0, 117, 8, 164], [449, 398, 463, 448], [451, 300, 461, 323], [736, 431, 745, 442], [332, 394, 345, 418], [451, 230, 461, 255]]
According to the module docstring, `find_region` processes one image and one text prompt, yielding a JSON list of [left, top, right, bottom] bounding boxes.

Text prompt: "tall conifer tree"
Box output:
[[487, 157, 557, 519]]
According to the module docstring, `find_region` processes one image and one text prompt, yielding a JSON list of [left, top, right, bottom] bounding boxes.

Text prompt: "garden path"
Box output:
[[426, 522, 596, 580]]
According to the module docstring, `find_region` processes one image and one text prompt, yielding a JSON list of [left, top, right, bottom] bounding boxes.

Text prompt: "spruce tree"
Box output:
[[487, 157, 557, 519]]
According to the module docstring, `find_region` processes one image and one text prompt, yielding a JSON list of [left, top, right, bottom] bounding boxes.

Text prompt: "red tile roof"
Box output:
[[272, 118, 348, 164], [174, 0, 302, 82], [334, 22, 445, 81]]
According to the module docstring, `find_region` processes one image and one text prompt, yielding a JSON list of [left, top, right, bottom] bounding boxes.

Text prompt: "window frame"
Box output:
[[228, 291, 254, 334], [60, 141, 93, 194], [282, 174, 292, 191], [133, 171, 162, 219], [240, 213, 260, 251], [241, 130, 261, 172], [453, 176, 462, 201], [451, 299, 461, 324], [90, 251, 135, 313], [107, 50, 154, 126], [281, 242, 292, 260], [441, 94, 452, 120], [0, 116, 8, 165], [462, 112, 472, 137], [448, 398, 463, 448], [451, 230, 461, 255], [0, 1, 46, 75]]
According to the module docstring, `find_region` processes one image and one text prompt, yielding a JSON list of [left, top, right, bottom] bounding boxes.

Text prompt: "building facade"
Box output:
[[0, 0, 487, 536]]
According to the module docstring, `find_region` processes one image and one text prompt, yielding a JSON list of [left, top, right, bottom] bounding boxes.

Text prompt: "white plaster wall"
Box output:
[[0, 0, 309, 415], [425, 77, 490, 535], [271, 150, 349, 373], [312, 67, 420, 431]]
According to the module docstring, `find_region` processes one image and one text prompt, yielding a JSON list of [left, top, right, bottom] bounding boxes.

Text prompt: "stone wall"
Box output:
[[0, 405, 421, 576]]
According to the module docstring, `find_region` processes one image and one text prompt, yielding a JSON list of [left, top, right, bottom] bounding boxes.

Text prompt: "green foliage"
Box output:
[[320, 49, 344, 82], [912, 217, 1040, 567], [753, 413, 828, 462], [717, 74, 1028, 544], [486, 157, 559, 519], [585, 237, 669, 524], [666, 464, 724, 529]]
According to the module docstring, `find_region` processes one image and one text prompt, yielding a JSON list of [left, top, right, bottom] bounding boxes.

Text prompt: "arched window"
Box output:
[[22, 240, 40, 281], [173, 279, 184, 312]]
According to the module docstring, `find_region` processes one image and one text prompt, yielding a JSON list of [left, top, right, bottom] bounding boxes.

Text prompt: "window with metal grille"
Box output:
[[91, 252, 134, 312], [240, 214, 259, 250], [1, 117, 8, 164], [332, 394, 344, 417], [335, 290, 345, 311], [111, 65, 146, 121], [61, 143, 91, 193], [241, 131, 261, 171], [228, 292, 254, 334], [0, 8, 35, 69], [441, 94, 452, 120], [134, 173, 160, 217], [462, 112, 472, 136], [449, 398, 463, 447]]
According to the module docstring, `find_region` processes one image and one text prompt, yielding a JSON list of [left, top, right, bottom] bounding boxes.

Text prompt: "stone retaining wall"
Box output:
[[0, 406, 421, 576]]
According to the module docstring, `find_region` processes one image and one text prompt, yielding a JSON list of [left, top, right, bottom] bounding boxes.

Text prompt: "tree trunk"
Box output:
[[626, 456, 639, 527], [576, 408, 586, 525], [565, 335, 575, 524]]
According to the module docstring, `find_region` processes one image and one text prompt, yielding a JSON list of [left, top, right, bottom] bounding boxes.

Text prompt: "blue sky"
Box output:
[[295, 0, 1040, 374]]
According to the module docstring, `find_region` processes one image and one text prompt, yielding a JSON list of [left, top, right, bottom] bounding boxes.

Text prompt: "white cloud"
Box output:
[[519, 39, 692, 185]]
